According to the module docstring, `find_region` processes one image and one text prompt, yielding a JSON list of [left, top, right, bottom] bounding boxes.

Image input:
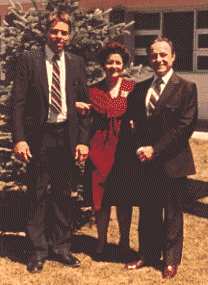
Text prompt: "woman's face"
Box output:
[[104, 53, 124, 79]]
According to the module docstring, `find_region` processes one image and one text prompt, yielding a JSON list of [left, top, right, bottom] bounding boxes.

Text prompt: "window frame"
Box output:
[[132, 12, 162, 68], [193, 10, 208, 73]]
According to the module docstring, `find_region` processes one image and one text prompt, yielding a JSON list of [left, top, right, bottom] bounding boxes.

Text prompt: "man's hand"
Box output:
[[75, 144, 89, 162], [136, 146, 154, 162], [14, 141, 32, 163], [75, 102, 92, 115]]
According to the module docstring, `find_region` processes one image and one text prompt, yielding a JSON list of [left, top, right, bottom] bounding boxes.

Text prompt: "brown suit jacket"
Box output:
[[127, 72, 198, 178]]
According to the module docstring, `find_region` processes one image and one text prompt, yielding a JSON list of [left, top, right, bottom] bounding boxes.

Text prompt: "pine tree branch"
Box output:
[[30, 0, 39, 12], [102, 8, 112, 16], [8, 8, 28, 23], [16, 2, 24, 12], [8, 0, 16, 9], [13, 20, 28, 30]]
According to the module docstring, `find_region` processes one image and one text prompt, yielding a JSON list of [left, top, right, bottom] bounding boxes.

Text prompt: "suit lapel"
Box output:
[[151, 72, 179, 119], [65, 52, 74, 107], [37, 50, 49, 102], [141, 76, 154, 119]]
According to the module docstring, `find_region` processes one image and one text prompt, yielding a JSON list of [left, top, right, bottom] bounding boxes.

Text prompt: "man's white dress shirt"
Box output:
[[45, 45, 67, 123], [146, 68, 173, 116]]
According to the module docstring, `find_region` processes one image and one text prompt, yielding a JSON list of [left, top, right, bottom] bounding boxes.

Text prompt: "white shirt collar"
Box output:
[[153, 68, 173, 86], [45, 44, 64, 62]]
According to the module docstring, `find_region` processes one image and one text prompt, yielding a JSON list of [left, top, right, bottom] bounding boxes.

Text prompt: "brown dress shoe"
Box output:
[[125, 259, 145, 270], [163, 265, 178, 279]]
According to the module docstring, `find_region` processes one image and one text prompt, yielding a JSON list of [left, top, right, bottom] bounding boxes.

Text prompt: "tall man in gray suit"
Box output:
[[125, 38, 198, 279], [12, 11, 90, 273]]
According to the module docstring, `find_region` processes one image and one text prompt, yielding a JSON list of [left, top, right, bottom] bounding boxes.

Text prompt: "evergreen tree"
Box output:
[[0, 0, 150, 230], [0, 0, 135, 87]]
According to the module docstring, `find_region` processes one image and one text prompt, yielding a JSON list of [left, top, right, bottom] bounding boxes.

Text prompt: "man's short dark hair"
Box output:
[[146, 37, 175, 55], [46, 11, 72, 32]]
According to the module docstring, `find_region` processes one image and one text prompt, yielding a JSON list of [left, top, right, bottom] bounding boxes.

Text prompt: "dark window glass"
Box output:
[[135, 35, 158, 49], [134, 55, 149, 67], [197, 56, 208, 70], [134, 13, 160, 30], [163, 12, 194, 71], [197, 11, 208, 29], [198, 34, 208, 48], [110, 10, 125, 24]]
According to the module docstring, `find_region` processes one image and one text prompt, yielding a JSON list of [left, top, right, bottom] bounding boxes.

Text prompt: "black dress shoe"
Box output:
[[27, 258, 44, 273], [125, 259, 146, 270], [59, 251, 81, 268]]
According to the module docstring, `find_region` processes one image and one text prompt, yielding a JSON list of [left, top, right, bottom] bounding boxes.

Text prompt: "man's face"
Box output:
[[149, 41, 175, 77], [47, 21, 70, 54]]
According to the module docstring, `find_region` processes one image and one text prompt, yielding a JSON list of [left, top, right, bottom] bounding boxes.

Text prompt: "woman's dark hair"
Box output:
[[46, 11, 72, 32], [98, 42, 130, 67]]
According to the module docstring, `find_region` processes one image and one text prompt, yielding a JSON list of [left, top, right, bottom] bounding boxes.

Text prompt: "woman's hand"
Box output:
[[76, 102, 92, 115]]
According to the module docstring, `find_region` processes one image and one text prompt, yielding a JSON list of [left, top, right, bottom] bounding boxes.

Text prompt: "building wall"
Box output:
[[0, 0, 208, 122], [177, 73, 208, 122], [81, 0, 208, 12]]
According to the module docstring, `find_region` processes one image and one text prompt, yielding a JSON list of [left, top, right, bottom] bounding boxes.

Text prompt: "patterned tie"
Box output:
[[148, 77, 164, 116], [51, 54, 62, 114]]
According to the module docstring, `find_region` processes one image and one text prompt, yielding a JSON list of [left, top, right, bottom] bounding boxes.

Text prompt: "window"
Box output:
[[163, 12, 194, 72], [133, 13, 161, 66], [134, 13, 160, 30], [198, 34, 208, 48], [135, 35, 158, 49], [131, 10, 208, 72], [193, 10, 208, 72], [197, 10, 208, 29]]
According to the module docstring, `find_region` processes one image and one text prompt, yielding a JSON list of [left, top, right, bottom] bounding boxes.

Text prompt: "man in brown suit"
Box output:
[[125, 38, 198, 279]]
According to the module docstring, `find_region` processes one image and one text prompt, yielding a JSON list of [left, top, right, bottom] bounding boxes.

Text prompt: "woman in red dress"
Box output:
[[85, 43, 136, 259]]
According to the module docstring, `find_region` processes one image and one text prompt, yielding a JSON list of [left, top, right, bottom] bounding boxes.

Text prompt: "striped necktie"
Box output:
[[51, 54, 62, 114], [148, 77, 163, 116]]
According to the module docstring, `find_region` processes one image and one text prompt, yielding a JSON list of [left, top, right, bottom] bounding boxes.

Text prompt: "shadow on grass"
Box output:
[[0, 178, 207, 267], [71, 233, 139, 263], [71, 234, 165, 273], [0, 232, 140, 265], [0, 235, 27, 264], [183, 179, 208, 218]]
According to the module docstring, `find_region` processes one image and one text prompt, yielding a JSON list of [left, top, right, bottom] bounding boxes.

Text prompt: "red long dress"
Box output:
[[89, 78, 135, 211]]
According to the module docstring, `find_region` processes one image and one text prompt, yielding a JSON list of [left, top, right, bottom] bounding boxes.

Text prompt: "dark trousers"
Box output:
[[139, 173, 185, 266], [26, 121, 75, 258]]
